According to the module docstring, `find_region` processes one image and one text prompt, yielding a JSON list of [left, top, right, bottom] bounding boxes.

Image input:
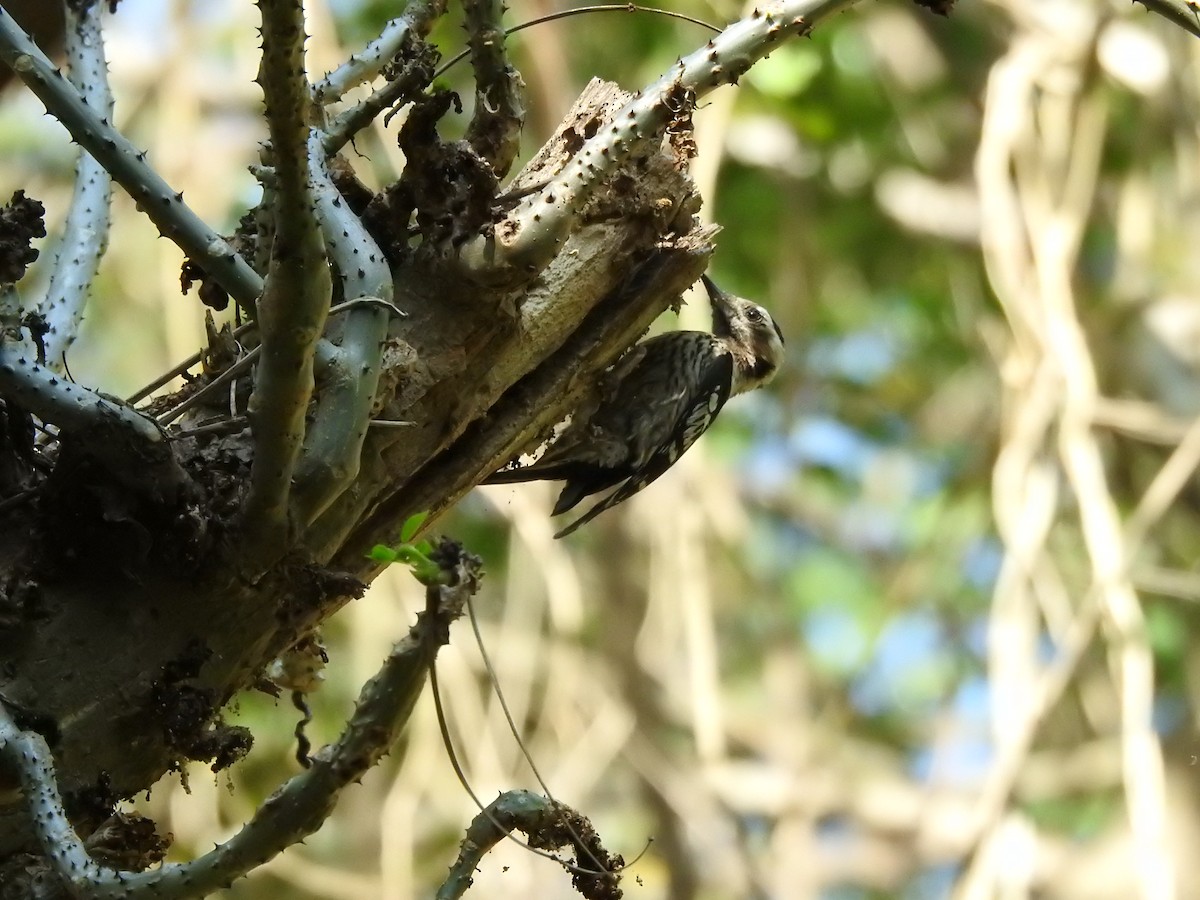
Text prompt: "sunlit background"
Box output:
[[4, 0, 1200, 897]]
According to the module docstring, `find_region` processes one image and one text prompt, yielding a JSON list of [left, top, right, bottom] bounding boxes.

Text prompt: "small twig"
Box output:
[[167, 415, 249, 440], [128, 297, 404, 407], [462, 591, 633, 877], [327, 5, 721, 163], [322, 36, 440, 155], [127, 346, 230, 406], [493, 177, 553, 206], [433, 4, 721, 82], [1090, 396, 1193, 445], [1124, 413, 1200, 557], [0, 487, 39, 515], [428, 665, 624, 882], [434, 786, 624, 900], [155, 348, 258, 427], [291, 691, 313, 769]]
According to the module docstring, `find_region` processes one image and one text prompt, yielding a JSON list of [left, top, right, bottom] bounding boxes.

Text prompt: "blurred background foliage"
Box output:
[[5, 0, 1200, 897]]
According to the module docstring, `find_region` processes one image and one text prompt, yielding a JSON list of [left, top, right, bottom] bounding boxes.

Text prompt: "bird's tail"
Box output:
[[482, 461, 577, 486], [485, 462, 622, 519], [553, 474, 649, 538]]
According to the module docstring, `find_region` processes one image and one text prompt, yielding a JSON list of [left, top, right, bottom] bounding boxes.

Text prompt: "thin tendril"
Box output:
[[429, 662, 619, 877], [433, 4, 723, 80], [463, 591, 650, 875]]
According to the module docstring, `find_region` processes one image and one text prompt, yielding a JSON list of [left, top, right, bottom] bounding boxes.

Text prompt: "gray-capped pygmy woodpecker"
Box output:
[[485, 275, 786, 538]]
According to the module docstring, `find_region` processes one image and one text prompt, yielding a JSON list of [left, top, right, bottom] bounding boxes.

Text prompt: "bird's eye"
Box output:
[[746, 308, 763, 323]]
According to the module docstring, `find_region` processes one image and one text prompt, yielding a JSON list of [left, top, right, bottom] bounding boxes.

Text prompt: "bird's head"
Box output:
[[701, 274, 786, 394]]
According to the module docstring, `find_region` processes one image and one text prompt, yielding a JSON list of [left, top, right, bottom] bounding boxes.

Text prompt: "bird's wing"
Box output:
[[482, 424, 629, 486], [483, 337, 685, 485], [554, 350, 735, 538]]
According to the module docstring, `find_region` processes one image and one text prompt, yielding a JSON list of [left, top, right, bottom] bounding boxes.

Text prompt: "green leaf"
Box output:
[[400, 511, 430, 543], [369, 538, 445, 585], [390, 545, 423, 565], [369, 545, 399, 563]]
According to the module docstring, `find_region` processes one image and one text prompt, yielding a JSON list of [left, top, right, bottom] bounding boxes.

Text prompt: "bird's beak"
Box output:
[[700, 273, 724, 302], [700, 274, 733, 335]]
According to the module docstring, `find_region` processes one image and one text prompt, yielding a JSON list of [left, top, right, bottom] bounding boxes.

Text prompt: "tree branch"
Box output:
[[0, 340, 191, 500], [454, 0, 859, 285], [335, 235, 716, 565], [436, 791, 622, 900], [242, 0, 332, 558], [462, 0, 525, 179], [322, 34, 439, 155], [0, 702, 111, 890], [313, 0, 449, 106], [0, 7, 263, 311], [294, 76, 713, 564], [292, 133, 396, 524], [0, 346, 156, 443], [39, 0, 112, 373], [1134, 0, 1200, 39]]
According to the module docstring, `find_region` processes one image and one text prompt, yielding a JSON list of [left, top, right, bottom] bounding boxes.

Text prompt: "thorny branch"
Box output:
[[437, 790, 623, 900], [40, 0, 112, 374], [462, 0, 526, 179], [241, 0, 333, 559], [0, 282, 188, 497], [292, 133, 396, 525], [0, 7, 263, 311], [322, 33, 440, 155], [1134, 0, 1200, 39], [313, 0, 449, 105]]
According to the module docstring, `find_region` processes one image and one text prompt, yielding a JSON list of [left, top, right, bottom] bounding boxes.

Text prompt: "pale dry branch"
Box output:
[[1123, 414, 1200, 550], [1091, 397, 1195, 445], [644, 458, 727, 763], [966, 6, 1176, 897]]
